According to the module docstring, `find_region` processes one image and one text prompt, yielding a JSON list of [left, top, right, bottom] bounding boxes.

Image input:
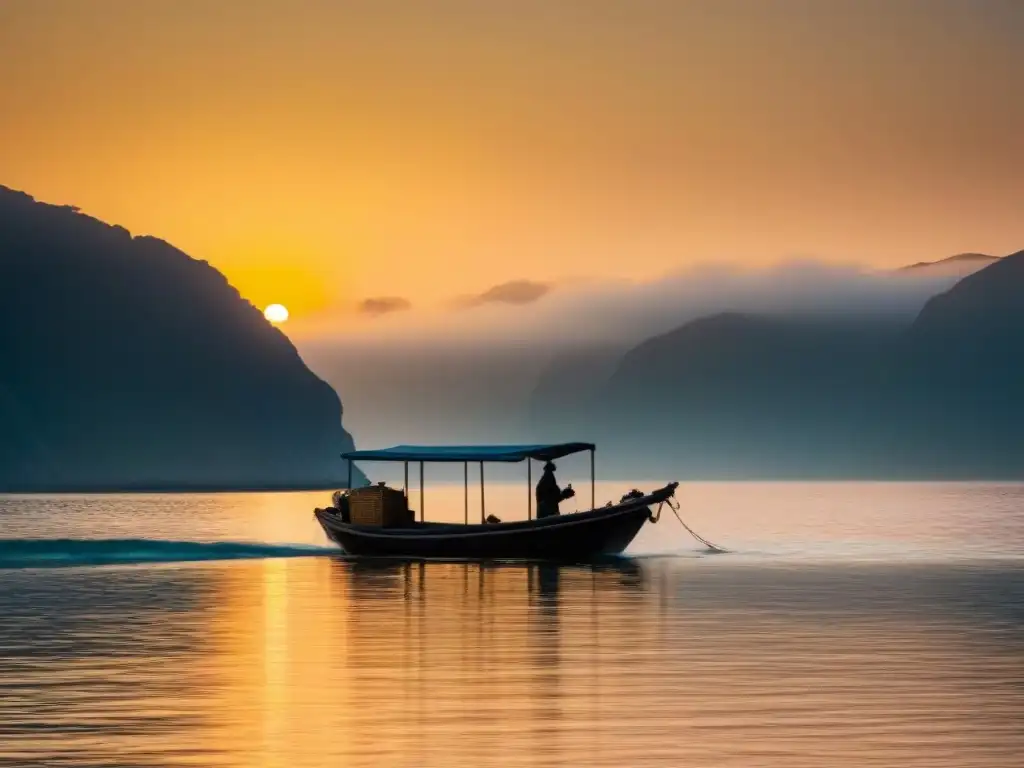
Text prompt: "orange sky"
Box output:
[[1, 0, 1021, 333]]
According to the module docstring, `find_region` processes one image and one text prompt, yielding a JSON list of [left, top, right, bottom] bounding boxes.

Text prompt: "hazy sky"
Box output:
[[1, 0, 1021, 334]]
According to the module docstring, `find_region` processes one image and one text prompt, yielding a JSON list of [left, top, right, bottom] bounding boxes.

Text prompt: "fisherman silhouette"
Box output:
[[535, 461, 575, 518]]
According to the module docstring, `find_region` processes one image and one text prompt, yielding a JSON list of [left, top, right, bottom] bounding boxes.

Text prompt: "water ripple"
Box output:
[[0, 485, 1022, 766]]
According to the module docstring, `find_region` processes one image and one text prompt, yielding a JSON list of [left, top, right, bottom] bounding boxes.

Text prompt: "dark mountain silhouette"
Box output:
[[0, 185, 365, 491], [591, 314, 903, 478], [896, 250, 1024, 476], [527, 250, 1024, 479], [910, 250, 1024, 341]]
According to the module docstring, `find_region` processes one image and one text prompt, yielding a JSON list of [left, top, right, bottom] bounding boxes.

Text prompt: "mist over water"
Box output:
[[1, 485, 1022, 766], [297, 260, 979, 451]]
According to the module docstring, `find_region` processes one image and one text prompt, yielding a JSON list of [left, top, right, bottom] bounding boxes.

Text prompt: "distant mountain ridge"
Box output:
[[0, 185, 365, 491], [302, 246, 1024, 479], [527, 249, 1024, 479], [897, 252, 1000, 274]]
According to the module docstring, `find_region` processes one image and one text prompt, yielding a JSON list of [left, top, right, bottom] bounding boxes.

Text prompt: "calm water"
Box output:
[[1, 482, 1022, 767]]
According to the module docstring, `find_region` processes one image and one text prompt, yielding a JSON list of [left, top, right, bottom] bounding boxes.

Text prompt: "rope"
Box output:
[[648, 501, 664, 523], [663, 496, 728, 553]]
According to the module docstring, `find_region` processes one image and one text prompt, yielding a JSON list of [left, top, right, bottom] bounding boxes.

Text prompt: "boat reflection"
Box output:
[[337, 557, 646, 602], [327, 556, 648, 764]]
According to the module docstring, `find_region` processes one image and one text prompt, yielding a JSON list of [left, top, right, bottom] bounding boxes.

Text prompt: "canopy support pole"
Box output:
[[419, 461, 424, 522], [403, 462, 408, 496], [527, 459, 532, 520], [480, 462, 485, 522], [464, 462, 469, 524], [347, 459, 353, 490], [590, 448, 596, 510]]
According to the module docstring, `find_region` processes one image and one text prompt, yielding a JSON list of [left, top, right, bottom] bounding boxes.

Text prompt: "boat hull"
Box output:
[[314, 483, 677, 560]]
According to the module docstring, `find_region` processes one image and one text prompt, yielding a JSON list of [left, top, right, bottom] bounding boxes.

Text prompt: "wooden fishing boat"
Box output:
[[313, 443, 679, 560]]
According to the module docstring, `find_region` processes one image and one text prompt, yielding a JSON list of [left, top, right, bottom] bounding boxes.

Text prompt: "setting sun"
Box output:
[[264, 304, 289, 324]]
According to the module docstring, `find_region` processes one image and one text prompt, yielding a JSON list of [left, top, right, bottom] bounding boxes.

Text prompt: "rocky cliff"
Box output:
[[0, 185, 365, 491]]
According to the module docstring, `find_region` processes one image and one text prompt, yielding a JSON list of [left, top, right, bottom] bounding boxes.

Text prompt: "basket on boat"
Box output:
[[346, 482, 412, 527]]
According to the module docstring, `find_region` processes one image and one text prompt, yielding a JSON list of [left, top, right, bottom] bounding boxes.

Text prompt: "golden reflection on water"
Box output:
[[2, 484, 1024, 767], [317, 559, 650, 768], [261, 559, 288, 768], [131, 557, 1022, 768]]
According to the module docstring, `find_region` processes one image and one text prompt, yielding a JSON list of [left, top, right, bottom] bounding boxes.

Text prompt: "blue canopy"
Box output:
[[342, 443, 595, 463]]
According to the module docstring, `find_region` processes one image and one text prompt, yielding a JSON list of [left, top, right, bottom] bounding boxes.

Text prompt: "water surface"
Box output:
[[1, 483, 1022, 767]]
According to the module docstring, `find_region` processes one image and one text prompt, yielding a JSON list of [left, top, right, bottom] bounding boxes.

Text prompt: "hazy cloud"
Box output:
[[453, 279, 552, 309], [292, 253, 1010, 351], [309, 257, 998, 347], [517, 260, 971, 344], [358, 296, 412, 316]]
